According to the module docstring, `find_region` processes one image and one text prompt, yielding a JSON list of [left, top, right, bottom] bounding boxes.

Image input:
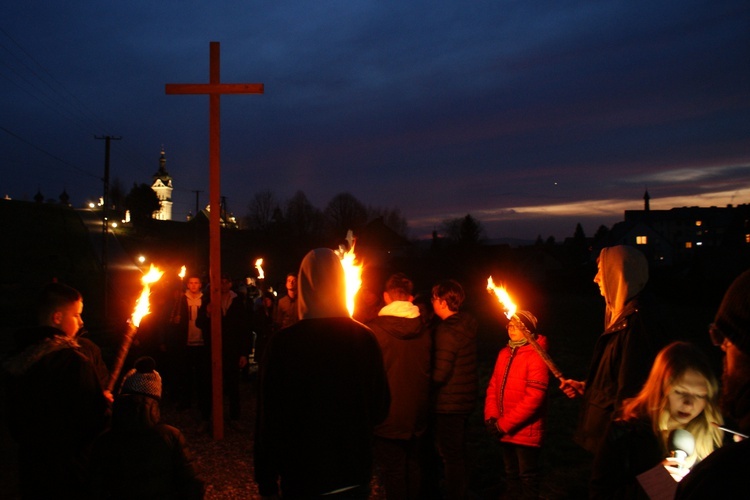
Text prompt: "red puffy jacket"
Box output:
[[484, 335, 550, 447]]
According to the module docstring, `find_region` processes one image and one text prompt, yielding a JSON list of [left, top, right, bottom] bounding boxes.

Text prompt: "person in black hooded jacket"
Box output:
[[367, 272, 431, 499], [254, 248, 390, 499]]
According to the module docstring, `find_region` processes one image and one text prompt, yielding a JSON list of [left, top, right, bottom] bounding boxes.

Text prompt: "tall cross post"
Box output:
[[166, 41, 264, 439]]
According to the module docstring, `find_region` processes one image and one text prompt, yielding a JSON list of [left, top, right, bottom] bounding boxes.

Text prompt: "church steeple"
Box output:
[[151, 147, 174, 220], [153, 147, 172, 182], [643, 189, 650, 212]]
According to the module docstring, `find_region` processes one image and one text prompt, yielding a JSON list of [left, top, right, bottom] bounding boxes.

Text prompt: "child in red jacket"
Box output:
[[485, 311, 550, 499]]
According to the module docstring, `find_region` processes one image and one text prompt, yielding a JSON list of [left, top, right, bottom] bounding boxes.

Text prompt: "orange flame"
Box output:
[[487, 276, 517, 319], [178, 265, 186, 280], [131, 264, 164, 327], [335, 240, 362, 317], [255, 258, 265, 280]]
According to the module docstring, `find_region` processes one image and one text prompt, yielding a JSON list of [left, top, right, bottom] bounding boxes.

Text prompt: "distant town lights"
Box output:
[[138, 255, 146, 264]]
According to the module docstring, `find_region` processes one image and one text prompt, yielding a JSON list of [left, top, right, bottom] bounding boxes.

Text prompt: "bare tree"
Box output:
[[440, 214, 485, 245], [324, 192, 368, 238], [246, 189, 280, 232], [285, 190, 324, 244]]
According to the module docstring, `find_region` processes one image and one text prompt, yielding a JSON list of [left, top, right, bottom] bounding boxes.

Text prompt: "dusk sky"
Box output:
[[2, 1, 749, 241]]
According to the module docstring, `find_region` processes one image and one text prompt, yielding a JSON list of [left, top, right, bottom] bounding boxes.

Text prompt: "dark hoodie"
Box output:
[[432, 311, 479, 414], [90, 395, 204, 499], [254, 248, 390, 498], [575, 245, 666, 454], [368, 300, 432, 439], [2, 326, 110, 498]]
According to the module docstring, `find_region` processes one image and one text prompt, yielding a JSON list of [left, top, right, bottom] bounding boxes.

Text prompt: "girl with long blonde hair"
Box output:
[[590, 341, 724, 498]]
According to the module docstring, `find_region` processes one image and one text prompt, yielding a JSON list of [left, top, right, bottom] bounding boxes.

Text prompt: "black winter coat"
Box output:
[[2, 328, 110, 498], [432, 311, 478, 414]]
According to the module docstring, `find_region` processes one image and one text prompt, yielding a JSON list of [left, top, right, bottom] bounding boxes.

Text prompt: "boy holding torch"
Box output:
[[2, 282, 110, 498]]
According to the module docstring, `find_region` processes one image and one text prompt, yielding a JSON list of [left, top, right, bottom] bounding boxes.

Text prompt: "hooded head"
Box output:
[[297, 248, 350, 320], [596, 245, 648, 329], [714, 269, 750, 357]]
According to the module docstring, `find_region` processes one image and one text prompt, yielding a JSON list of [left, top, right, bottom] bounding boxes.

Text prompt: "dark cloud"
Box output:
[[1, 1, 748, 241]]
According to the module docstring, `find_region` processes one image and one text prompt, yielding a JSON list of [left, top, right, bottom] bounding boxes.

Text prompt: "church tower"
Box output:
[[151, 148, 173, 220]]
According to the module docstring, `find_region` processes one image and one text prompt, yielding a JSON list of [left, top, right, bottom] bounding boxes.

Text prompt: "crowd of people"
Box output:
[[2, 243, 750, 499]]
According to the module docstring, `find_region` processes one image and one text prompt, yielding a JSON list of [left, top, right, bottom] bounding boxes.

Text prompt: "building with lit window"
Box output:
[[598, 191, 750, 267]]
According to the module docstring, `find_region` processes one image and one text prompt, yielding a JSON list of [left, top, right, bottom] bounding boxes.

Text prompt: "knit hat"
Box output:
[[120, 356, 162, 400], [515, 310, 538, 333], [714, 269, 750, 356]]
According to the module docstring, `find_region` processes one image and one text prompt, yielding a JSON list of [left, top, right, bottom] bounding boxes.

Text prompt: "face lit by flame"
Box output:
[[132, 264, 164, 327], [487, 276, 517, 319]]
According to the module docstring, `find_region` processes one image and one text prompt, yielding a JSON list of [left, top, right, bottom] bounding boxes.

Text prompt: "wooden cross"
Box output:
[[166, 41, 264, 439]]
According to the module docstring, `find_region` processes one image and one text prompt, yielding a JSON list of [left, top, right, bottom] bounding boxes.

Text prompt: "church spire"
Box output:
[[643, 189, 650, 212]]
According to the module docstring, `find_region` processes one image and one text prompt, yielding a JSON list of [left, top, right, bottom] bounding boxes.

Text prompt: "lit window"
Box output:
[[745, 234, 750, 244], [696, 241, 703, 246], [636, 235, 648, 245], [685, 242, 692, 249], [695, 220, 702, 227]]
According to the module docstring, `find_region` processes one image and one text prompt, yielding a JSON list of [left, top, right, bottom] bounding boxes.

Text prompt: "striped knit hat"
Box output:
[[120, 356, 162, 400]]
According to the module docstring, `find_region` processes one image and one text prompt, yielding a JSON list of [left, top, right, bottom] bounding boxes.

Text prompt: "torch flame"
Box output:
[[131, 264, 164, 327], [178, 265, 186, 280], [255, 258, 264, 280], [487, 276, 517, 319], [335, 238, 362, 317]]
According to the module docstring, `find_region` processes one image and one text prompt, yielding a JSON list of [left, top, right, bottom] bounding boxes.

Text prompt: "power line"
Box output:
[[0, 125, 100, 180]]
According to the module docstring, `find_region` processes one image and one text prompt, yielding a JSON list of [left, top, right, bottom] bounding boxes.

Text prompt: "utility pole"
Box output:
[[192, 189, 203, 216], [95, 135, 121, 319]]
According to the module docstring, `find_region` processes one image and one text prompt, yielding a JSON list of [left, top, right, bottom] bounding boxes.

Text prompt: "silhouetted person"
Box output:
[[367, 273, 431, 499], [197, 273, 251, 425], [430, 279, 478, 499], [169, 274, 211, 430], [255, 248, 390, 498], [676, 269, 750, 498], [90, 356, 204, 499]]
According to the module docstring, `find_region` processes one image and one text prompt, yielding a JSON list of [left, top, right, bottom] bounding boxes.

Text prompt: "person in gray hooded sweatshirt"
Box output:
[[254, 248, 390, 499]]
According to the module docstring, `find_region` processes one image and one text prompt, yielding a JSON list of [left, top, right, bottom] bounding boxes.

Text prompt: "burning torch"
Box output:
[[487, 276, 565, 382], [107, 264, 164, 392], [335, 230, 362, 317], [255, 258, 265, 280]]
